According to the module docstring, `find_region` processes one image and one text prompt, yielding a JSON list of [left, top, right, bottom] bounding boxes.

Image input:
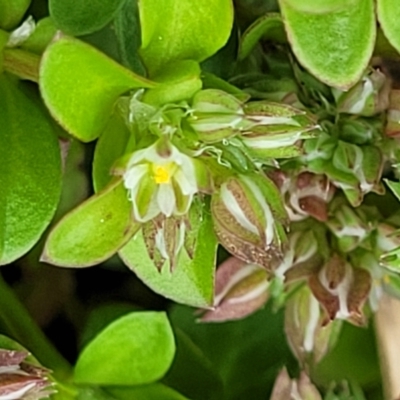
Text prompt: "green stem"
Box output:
[[0, 273, 72, 379], [3, 48, 40, 82]]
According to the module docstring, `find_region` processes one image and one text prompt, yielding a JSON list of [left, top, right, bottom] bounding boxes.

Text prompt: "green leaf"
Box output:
[[239, 13, 285, 61], [41, 180, 140, 267], [377, 0, 400, 56], [39, 36, 156, 142], [0, 76, 61, 265], [119, 203, 217, 308], [74, 312, 176, 386], [385, 179, 400, 202], [282, 0, 357, 13], [0, 0, 31, 30], [49, 0, 125, 36], [0, 30, 9, 72], [142, 60, 202, 106], [92, 106, 131, 192], [279, 0, 375, 89], [113, 0, 146, 75], [107, 384, 189, 400], [139, 0, 234, 75]]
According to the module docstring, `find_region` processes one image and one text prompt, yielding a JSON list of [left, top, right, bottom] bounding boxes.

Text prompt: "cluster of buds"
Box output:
[[0, 349, 54, 400]]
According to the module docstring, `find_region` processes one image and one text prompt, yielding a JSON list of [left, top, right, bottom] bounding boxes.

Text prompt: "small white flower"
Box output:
[[123, 141, 199, 223]]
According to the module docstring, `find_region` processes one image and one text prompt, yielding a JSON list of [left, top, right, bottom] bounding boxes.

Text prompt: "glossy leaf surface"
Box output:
[[0, 76, 61, 265], [280, 0, 375, 89], [74, 312, 175, 385], [107, 384, 189, 400], [49, 0, 125, 36], [39, 36, 156, 142], [119, 205, 217, 308], [139, 0, 234, 74], [42, 180, 139, 267]]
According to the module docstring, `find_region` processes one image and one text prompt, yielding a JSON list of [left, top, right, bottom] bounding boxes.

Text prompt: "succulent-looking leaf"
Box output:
[[39, 36, 156, 142], [139, 0, 234, 75], [107, 384, 190, 400], [0, 75, 61, 266], [74, 312, 175, 386], [142, 60, 202, 106], [42, 180, 140, 267], [279, 0, 375, 89], [377, 0, 400, 56], [0, 0, 31, 30], [49, 0, 125, 36]]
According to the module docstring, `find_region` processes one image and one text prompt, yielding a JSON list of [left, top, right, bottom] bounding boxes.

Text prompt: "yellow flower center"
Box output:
[[152, 162, 177, 184]]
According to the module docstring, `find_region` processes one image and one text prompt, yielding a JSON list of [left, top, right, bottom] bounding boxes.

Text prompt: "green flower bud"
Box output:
[[201, 257, 269, 322], [285, 285, 342, 365], [332, 68, 390, 116], [187, 89, 245, 143], [240, 102, 319, 159], [211, 174, 288, 269], [326, 198, 373, 252]]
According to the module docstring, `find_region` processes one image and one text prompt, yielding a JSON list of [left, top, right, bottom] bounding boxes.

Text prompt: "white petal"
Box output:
[[123, 164, 149, 192], [157, 184, 176, 217], [0, 382, 36, 400], [174, 168, 197, 195]]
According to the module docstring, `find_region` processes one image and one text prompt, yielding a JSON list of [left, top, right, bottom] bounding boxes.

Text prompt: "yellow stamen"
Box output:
[[152, 163, 176, 184]]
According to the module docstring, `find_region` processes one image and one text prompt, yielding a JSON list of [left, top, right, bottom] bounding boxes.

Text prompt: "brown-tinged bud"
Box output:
[[0, 349, 54, 400], [211, 173, 288, 270], [200, 257, 269, 322], [270, 368, 322, 400], [309, 255, 371, 325]]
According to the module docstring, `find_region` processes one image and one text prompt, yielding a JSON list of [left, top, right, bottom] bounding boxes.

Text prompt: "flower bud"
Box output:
[[309, 255, 371, 325], [385, 89, 400, 137], [269, 171, 334, 222], [270, 368, 322, 400], [0, 349, 54, 400], [187, 89, 245, 143], [284, 285, 342, 365], [211, 174, 288, 269], [332, 68, 390, 116], [200, 257, 269, 322], [329, 141, 384, 206], [240, 102, 319, 159], [376, 222, 400, 272], [326, 198, 373, 252]]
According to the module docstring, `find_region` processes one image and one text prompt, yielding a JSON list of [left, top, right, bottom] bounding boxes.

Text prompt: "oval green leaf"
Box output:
[[377, 0, 400, 55], [139, 0, 234, 75], [279, 0, 375, 89], [74, 312, 175, 386], [0, 0, 31, 30], [119, 204, 217, 308], [282, 0, 358, 14], [50, 0, 125, 36], [107, 384, 189, 400], [41, 180, 139, 267], [0, 76, 61, 265], [39, 36, 156, 142]]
